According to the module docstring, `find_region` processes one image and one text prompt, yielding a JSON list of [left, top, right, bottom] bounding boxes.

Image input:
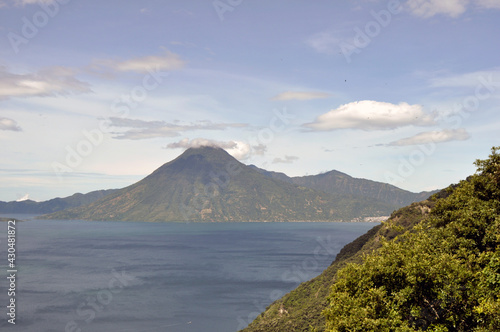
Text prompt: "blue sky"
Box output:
[[0, 0, 499, 202]]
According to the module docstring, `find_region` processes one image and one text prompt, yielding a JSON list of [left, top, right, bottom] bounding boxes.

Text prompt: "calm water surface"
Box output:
[[0, 215, 378, 332]]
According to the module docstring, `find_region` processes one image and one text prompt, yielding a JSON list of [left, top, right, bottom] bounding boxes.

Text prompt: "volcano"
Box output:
[[42, 147, 396, 222]]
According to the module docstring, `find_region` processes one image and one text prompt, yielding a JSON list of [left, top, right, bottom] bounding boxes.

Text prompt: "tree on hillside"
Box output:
[[323, 146, 500, 331]]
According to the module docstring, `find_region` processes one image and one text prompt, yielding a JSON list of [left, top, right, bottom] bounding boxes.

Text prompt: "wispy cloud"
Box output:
[[0, 0, 57, 6], [252, 143, 267, 155], [405, 0, 500, 18], [304, 100, 436, 131], [164, 137, 251, 160], [0, 117, 22, 131], [388, 128, 470, 146], [272, 91, 331, 101], [272, 155, 299, 164], [109, 117, 247, 140], [0, 66, 91, 100], [170, 41, 197, 47], [305, 31, 342, 55], [406, 0, 469, 18], [165, 137, 237, 149], [428, 69, 500, 88], [89, 51, 186, 75]]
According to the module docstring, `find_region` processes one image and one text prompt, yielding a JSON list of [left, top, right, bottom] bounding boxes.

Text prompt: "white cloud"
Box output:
[[272, 91, 331, 101], [406, 0, 469, 18], [109, 117, 247, 140], [16, 193, 30, 202], [405, 0, 500, 18], [225, 142, 251, 160], [0, 0, 56, 6], [304, 100, 436, 131], [0, 117, 22, 131], [388, 128, 470, 146], [165, 137, 236, 149], [164, 138, 251, 160], [90, 51, 186, 75], [0, 66, 90, 100], [272, 155, 299, 164]]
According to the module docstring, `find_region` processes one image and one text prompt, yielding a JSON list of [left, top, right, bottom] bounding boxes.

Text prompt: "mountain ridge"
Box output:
[[249, 165, 438, 208], [2, 147, 437, 219], [41, 147, 397, 222], [0, 189, 118, 214]]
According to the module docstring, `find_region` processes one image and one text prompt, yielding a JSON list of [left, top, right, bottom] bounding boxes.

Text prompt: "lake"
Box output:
[[0, 216, 378, 332]]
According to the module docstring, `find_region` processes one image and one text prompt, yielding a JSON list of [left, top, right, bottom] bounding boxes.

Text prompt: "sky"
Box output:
[[0, 0, 499, 202]]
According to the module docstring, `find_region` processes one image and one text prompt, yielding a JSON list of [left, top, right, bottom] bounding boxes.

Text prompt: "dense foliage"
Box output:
[[323, 147, 500, 331], [242, 195, 433, 331]]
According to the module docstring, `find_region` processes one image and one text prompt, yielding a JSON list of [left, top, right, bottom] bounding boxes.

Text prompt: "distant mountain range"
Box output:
[[1, 146, 437, 221], [0, 189, 117, 214], [249, 166, 437, 207]]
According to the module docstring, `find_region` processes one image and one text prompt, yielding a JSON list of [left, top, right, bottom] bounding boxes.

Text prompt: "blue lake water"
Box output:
[[0, 215, 378, 332]]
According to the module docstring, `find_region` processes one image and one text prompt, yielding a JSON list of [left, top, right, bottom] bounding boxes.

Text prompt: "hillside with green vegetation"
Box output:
[[242, 146, 500, 331], [291, 170, 438, 208], [249, 166, 437, 208], [42, 147, 397, 222]]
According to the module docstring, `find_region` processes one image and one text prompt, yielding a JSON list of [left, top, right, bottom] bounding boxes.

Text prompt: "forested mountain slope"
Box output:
[[243, 146, 500, 331], [250, 166, 438, 208], [43, 147, 396, 222]]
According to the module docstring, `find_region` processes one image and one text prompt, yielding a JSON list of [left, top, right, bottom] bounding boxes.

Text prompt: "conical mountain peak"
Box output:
[[150, 145, 242, 178], [42, 148, 396, 222], [174, 145, 237, 164]]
